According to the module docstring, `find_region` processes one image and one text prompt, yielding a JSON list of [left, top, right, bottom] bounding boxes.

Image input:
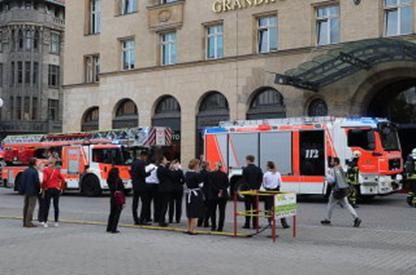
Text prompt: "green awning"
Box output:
[[275, 38, 416, 92]]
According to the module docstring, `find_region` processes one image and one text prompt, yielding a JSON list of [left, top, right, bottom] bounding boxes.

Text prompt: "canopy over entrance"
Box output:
[[275, 38, 416, 92]]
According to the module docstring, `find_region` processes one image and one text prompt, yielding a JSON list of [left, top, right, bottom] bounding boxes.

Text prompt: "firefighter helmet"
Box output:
[[352, 151, 362, 158], [412, 148, 416, 159]]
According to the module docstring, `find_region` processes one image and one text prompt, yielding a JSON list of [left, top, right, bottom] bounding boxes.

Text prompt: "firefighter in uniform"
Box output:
[[405, 148, 416, 208], [347, 151, 361, 208]]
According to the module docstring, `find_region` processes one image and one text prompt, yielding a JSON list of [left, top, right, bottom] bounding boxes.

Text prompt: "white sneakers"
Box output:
[[40, 222, 59, 228]]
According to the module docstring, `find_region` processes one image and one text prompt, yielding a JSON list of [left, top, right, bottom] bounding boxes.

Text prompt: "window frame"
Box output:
[[120, 38, 135, 70], [160, 32, 176, 65], [256, 15, 278, 54], [120, 0, 137, 15], [48, 65, 60, 88], [90, 0, 101, 34], [384, 0, 413, 36], [85, 54, 100, 83], [206, 24, 224, 60], [316, 5, 340, 46], [49, 32, 60, 54]]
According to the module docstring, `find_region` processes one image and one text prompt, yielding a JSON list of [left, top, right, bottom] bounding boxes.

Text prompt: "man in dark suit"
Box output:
[[20, 158, 40, 228], [242, 155, 263, 229], [130, 151, 150, 225]]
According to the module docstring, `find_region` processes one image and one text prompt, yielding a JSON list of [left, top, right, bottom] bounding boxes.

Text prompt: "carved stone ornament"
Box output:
[[158, 10, 172, 23]]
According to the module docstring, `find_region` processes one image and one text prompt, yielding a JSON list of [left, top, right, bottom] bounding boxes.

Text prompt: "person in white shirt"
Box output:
[[262, 161, 290, 229], [143, 160, 158, 223]]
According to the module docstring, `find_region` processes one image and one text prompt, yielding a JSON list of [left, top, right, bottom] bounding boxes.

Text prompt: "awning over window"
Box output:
[[275, 38, 416, 92]]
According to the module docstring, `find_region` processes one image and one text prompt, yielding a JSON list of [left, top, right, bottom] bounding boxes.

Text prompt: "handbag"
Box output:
[[113, 180, 126, 206]]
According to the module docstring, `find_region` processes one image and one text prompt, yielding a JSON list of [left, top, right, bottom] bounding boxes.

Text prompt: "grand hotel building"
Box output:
[[64, 0, 416, 162]]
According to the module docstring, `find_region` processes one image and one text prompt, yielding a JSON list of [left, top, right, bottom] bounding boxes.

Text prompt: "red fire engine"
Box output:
[[205, 117, 403, 198], [1, 127, 172, 196]]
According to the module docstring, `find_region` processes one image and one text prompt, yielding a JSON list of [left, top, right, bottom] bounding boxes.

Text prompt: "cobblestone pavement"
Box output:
[[0, 188, 416, 275]]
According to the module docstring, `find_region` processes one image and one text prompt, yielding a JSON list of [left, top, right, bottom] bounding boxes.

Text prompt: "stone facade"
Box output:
[[63, 0, 416, 162], [0, 0, 65, 136]]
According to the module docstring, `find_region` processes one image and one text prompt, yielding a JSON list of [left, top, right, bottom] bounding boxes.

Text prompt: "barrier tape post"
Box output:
[[233, 190, 237, 238], [272, 194, 276, 243], [255, 194, 260, 233], [293, 215, 296, 238]]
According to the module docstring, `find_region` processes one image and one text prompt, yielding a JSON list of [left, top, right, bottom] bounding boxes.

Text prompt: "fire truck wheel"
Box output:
[[81, 174, 102, 197]]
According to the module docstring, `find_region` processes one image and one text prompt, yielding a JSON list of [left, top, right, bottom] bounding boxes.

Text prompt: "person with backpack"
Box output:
[[321, 157, 362, 227], [107, 167, 126, 233], [40, 158, 65, 228]]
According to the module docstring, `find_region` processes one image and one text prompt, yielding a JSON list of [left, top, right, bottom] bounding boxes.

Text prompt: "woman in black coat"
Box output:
[[107, 167, 125, 233], [210, 162, 229, 232], [156, 156, 175, 227], [185, 159, 205, 235]]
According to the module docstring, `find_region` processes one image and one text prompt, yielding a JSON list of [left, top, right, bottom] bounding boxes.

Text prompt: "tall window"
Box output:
[[206, 24, 224, 59], [161, 32, 176, 65], [32, 97, 38, 120], [33, 62, 38, 85], [10, 97, 14, 120], [384, 0, 413, 36], [25, 61, 31, 85], [34, 30, 39, 50], [121, 39, 135, 70], [16, 96, 22, 120], [120, 0, 137, 15], [316, 5, 340, 45], [90, 0, 101, 34], [10, 62, 15, 85], [18, 30, 24, 49], [11, 30, 15, 51], [48, 65, 60, 88], [50, 32, 60, 54], [17, 61, 23, 84], [48, 99, 59, 121], [85, 55, 100, 83], [24, 96, 30, 120], [257, 16, 277, 53], [25, 30, 33, 50]]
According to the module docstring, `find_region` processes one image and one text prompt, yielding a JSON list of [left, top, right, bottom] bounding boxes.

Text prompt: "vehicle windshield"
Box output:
[[92, 148, 133, 165], [379, 124, 400, 151]]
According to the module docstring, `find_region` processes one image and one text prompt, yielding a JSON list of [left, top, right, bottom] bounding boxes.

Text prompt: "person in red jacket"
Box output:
[[41, 158, 65, 228]]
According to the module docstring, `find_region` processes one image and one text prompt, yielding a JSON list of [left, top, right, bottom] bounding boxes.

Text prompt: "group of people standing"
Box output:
[[107, 152, 230, 234], [20, 158, 65, 228]]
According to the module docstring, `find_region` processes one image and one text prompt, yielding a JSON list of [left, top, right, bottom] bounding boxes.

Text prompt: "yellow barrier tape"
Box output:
[[0, 216, 250, 237]]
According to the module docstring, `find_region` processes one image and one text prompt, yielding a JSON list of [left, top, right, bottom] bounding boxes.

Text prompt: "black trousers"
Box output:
[[157, 192, 170, 225], [107, 199, 122, 232], [168, 190, 183, 223], [139, 189, 151, 223], [210, 198, 227, 230], [132, 191, 142, 224], [37, 194, 44, 222], [198, 200, 211, 227], [42, 188, 60, 223], [264, 194, 288, 227], [244, 196, 258, 227], [143, 184, 159, 222]]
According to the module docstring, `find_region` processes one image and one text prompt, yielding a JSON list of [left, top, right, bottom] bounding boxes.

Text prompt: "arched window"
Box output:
[[196, 91, 229, 157], [247, 87, 286, 119], [307, 98, 328, 117], [81, 107, 99, 131], [152, 95, 181, 160], [112, 99, 138, 129], [25, 29, 33, 50]]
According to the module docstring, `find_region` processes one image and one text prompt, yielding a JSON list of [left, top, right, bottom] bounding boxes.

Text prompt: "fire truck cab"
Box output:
[[204, 117, 403, 197], [2, 127, 172, 196]]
